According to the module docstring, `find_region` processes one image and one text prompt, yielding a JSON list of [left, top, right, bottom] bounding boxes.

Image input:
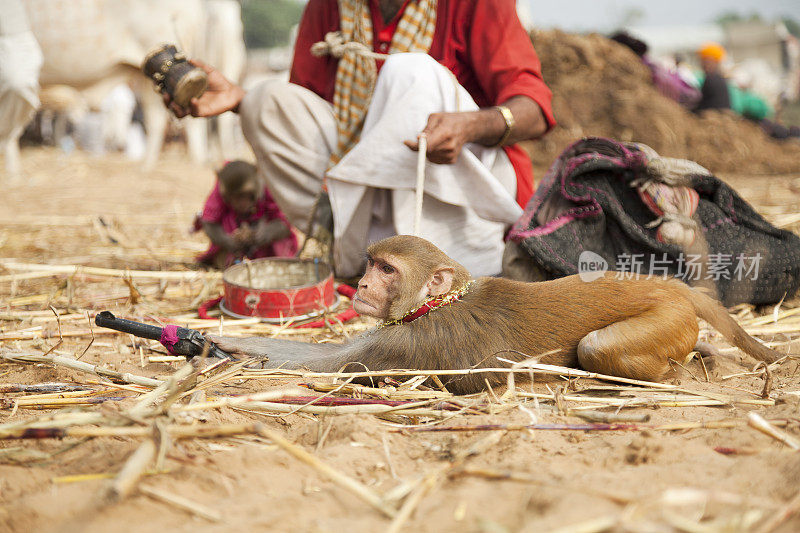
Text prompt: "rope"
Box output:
[[413, 133, 427, 236], [311, 31, 389, 61]]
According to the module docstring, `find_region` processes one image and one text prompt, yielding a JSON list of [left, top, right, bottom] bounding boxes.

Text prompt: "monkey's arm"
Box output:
[[202, 221, 241, 253], [204, 334, 390, 375], [205, 335, 342, 368], [250, 219, 291, 248]]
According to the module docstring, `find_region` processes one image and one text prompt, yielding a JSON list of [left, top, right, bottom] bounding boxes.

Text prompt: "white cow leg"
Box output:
[[52, 113, 69, 146], [216, 112, 240, 161], [140, 88, 168, 171], [184, 117, 208, 165], [2, 127, 23, 181]]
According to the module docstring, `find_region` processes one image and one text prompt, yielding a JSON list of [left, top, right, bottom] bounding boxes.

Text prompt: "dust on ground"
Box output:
[[0, 147, 799, 533]]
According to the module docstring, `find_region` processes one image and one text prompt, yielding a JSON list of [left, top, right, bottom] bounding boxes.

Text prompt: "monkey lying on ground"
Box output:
[[209, 235, 780, 394]]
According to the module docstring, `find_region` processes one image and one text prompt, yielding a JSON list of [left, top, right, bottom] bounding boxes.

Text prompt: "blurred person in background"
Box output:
[[695, 42, 731, 113]]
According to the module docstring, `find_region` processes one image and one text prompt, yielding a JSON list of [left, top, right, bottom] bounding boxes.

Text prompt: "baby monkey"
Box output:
[[210, 235, 780, 394], [196, 160, 297, 269]]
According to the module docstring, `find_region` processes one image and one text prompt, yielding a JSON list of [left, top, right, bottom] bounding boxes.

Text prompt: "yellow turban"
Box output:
[[698, 42, 726, 62]]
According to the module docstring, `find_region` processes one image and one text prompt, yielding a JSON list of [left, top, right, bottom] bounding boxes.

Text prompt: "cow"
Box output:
[[0, 0, 43, 179], [2, 0, 222, 177]]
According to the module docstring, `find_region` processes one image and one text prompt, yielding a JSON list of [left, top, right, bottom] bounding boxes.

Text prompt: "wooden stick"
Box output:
[[105, 439, 157, 502], [138, 484, 221, 522], [243, 365, 677, 388], [1, 422, 266, 440], [572, 410, 651, 423], [1, 396, 125, 409], [173, 388, 312, 412], [84, 380, 150, 394], [1, 389, 99, 401], [398, 418, 788, 433], [387, 431, 503, 533], [0, 383, 91, 393], [233, 400, 451, 418], [741, 306, 800, 326], [53, 471, 166, 484], [0, 261, 219, 281], [747, 412, 800, 450], [303, 381, 452, 400], [514, 390, 773, 408], [128, 362, 194, 418], [387, 468, 438, 533], [0, 329, 120, 341], [148, 355, 187, 363], [497, 359, 677, 389], [256, 426, 396, 518], [0, 351, 162, 388]]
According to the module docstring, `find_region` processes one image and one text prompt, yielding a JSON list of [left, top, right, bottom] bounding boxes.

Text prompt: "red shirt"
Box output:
[[197, 182, 298, 264], [289, 0, 556, 208]]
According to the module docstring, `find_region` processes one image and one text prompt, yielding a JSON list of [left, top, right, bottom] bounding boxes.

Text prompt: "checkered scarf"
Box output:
[[314, 0, 438, 166]]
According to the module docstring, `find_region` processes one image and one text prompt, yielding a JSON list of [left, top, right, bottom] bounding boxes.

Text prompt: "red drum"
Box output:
[[221, 258, 337, 322]]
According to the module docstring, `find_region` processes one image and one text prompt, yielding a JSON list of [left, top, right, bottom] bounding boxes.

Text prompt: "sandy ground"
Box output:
[[1, 147, 799, 533]]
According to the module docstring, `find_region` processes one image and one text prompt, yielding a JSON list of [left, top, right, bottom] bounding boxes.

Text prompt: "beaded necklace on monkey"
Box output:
[[377, 280, 474, 329]]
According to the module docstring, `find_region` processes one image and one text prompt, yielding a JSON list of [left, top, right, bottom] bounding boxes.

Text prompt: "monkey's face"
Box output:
[[225, 190, 258, 218], [352, 255, 404, 319]]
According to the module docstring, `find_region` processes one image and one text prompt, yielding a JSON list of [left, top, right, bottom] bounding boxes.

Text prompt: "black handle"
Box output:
[[95, 311, 233, 360], [95, 311, 163, 341]]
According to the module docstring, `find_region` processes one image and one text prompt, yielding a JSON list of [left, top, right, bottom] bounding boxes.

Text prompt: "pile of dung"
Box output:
[[524, 30, 800, 177]]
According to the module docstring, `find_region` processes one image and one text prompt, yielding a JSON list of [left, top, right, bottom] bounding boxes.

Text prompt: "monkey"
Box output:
[[208, 235, 781, 394], [196, 160, 297, 269]]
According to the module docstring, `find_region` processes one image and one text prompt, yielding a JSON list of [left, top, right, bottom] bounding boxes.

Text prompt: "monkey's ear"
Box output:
[[427, 266, 455, 297]]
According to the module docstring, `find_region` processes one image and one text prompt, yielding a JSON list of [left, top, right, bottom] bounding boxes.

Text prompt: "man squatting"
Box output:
[[168, 0, 555, 277]]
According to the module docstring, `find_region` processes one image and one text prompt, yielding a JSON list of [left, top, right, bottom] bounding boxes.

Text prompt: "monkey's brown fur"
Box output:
[[212, 236, 780, 395], [217, 160, 260, 200]]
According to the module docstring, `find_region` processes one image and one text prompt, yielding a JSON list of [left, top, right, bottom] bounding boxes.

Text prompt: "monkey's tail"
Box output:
[[681, 283, 780, 363]]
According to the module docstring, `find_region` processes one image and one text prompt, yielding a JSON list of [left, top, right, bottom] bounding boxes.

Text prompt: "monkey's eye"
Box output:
[[381, 264, 395, 274]]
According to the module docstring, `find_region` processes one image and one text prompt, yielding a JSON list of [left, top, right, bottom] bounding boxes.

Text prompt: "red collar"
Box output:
[[401, 296, 452, 323], [379, 281, 473, 328]]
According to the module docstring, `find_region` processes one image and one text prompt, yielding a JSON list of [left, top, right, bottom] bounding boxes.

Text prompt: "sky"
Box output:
[[523, 0, 800, 32]]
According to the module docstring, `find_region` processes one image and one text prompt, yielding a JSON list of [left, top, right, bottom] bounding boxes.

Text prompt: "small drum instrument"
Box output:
[[142, 44, 208, 107], [221, 258, 339, 323]]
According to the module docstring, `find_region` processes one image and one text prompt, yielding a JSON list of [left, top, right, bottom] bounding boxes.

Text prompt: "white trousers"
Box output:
[[240, 53, 522, 277]]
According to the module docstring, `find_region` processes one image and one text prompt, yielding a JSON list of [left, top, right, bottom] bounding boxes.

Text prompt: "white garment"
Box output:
[[240, 53, 521, 277], [0, 0, 42, 144]]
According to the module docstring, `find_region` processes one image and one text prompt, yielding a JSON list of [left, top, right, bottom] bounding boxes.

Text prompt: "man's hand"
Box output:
[[403, 112, 477, 164], [163, 59, 245, 118], [404, 96, 548, 164]]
